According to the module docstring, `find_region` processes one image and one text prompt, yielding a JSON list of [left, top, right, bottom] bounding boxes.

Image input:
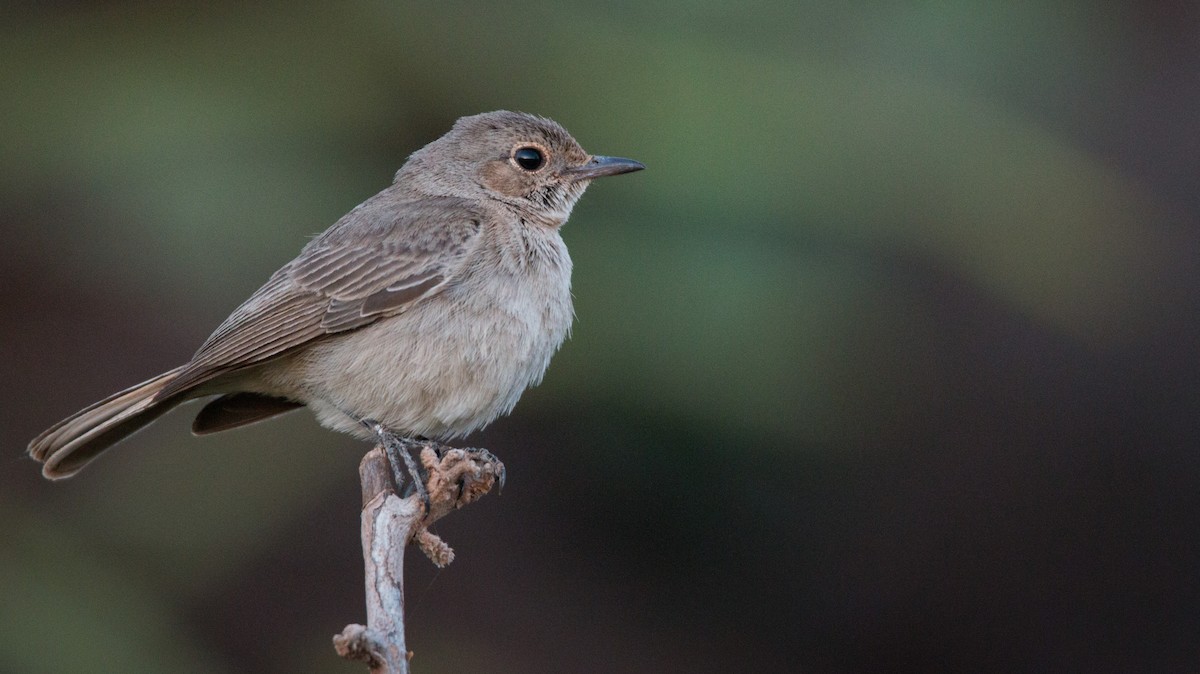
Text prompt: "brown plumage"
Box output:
[[29, 111, 643, 479]]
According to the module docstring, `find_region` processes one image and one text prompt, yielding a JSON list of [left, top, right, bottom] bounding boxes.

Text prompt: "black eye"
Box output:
[[513, 147, 544, 171]]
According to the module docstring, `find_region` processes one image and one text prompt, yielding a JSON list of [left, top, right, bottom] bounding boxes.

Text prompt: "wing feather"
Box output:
[[155, 200, 482, 400]]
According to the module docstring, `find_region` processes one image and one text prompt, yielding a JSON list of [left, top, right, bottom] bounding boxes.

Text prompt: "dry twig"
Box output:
[[333, 445, 505, 673]]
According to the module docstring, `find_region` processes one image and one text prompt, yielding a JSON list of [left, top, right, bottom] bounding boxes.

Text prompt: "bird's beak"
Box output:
[[566, 155, 645, 181]]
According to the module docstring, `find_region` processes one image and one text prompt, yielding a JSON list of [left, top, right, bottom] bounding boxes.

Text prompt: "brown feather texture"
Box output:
[[28, 110, 643, 479]]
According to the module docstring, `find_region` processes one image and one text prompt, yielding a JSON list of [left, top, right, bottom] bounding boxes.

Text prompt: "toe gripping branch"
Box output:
[[334, 441, 506, 674]]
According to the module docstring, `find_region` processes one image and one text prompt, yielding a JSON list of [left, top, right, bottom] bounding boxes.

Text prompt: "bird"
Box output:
[[28, 110, 644, 490]]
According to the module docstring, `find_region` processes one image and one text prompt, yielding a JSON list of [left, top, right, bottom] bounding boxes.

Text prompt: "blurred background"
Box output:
[[3, 2, 1199, 672]]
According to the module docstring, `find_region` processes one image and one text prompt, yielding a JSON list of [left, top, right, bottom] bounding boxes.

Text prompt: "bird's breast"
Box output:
[[294, 227, 573, 440]]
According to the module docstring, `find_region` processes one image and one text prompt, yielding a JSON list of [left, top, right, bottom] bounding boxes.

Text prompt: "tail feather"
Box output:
[[29, 367, 187, 479]]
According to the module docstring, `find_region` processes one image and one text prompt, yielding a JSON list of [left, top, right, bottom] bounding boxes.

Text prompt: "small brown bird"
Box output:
[[28, 111, 643, 486]]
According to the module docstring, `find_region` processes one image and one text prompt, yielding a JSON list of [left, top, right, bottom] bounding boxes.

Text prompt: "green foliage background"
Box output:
[[3, 2, 1198, 672]]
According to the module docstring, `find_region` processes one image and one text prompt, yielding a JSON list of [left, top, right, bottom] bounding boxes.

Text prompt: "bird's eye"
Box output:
[[513, 146, 545, 171]]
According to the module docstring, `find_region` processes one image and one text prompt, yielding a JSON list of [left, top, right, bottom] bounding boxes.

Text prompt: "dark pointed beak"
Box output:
[[566, 155, 645, 181]]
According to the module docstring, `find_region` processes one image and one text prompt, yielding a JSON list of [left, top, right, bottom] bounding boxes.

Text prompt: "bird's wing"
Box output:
[[156, 208, 483, 400]]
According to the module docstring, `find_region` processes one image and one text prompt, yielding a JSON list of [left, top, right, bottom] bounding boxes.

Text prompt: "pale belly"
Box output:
[[258, 265, 573, 441]]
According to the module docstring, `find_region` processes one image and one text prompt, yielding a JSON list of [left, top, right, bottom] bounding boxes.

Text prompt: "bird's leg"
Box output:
[[360, 419, 430, 514], [412, 435, 441, 460]]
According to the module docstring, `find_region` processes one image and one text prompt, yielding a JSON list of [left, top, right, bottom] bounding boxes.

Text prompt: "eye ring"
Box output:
[[512, 144, 548, 172]]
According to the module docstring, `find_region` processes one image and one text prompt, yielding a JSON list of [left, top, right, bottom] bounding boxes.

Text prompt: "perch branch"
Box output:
[[334, 444, 505, 673]]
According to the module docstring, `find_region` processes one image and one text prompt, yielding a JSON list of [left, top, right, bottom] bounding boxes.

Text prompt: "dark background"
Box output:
[[3, 2, 1199, 672]]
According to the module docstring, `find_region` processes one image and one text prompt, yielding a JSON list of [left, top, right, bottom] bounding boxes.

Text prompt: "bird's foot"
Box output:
[[361, 419, 431, 514], [471, 447, 505, 493], [419, 444, 507, 507]]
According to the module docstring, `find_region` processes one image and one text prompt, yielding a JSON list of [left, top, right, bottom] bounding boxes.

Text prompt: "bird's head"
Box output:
[[398, 110, 643, 226]]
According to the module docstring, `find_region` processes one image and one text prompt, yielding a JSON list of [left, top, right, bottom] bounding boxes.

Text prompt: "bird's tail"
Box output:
[[28, 366, 187, 479]]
